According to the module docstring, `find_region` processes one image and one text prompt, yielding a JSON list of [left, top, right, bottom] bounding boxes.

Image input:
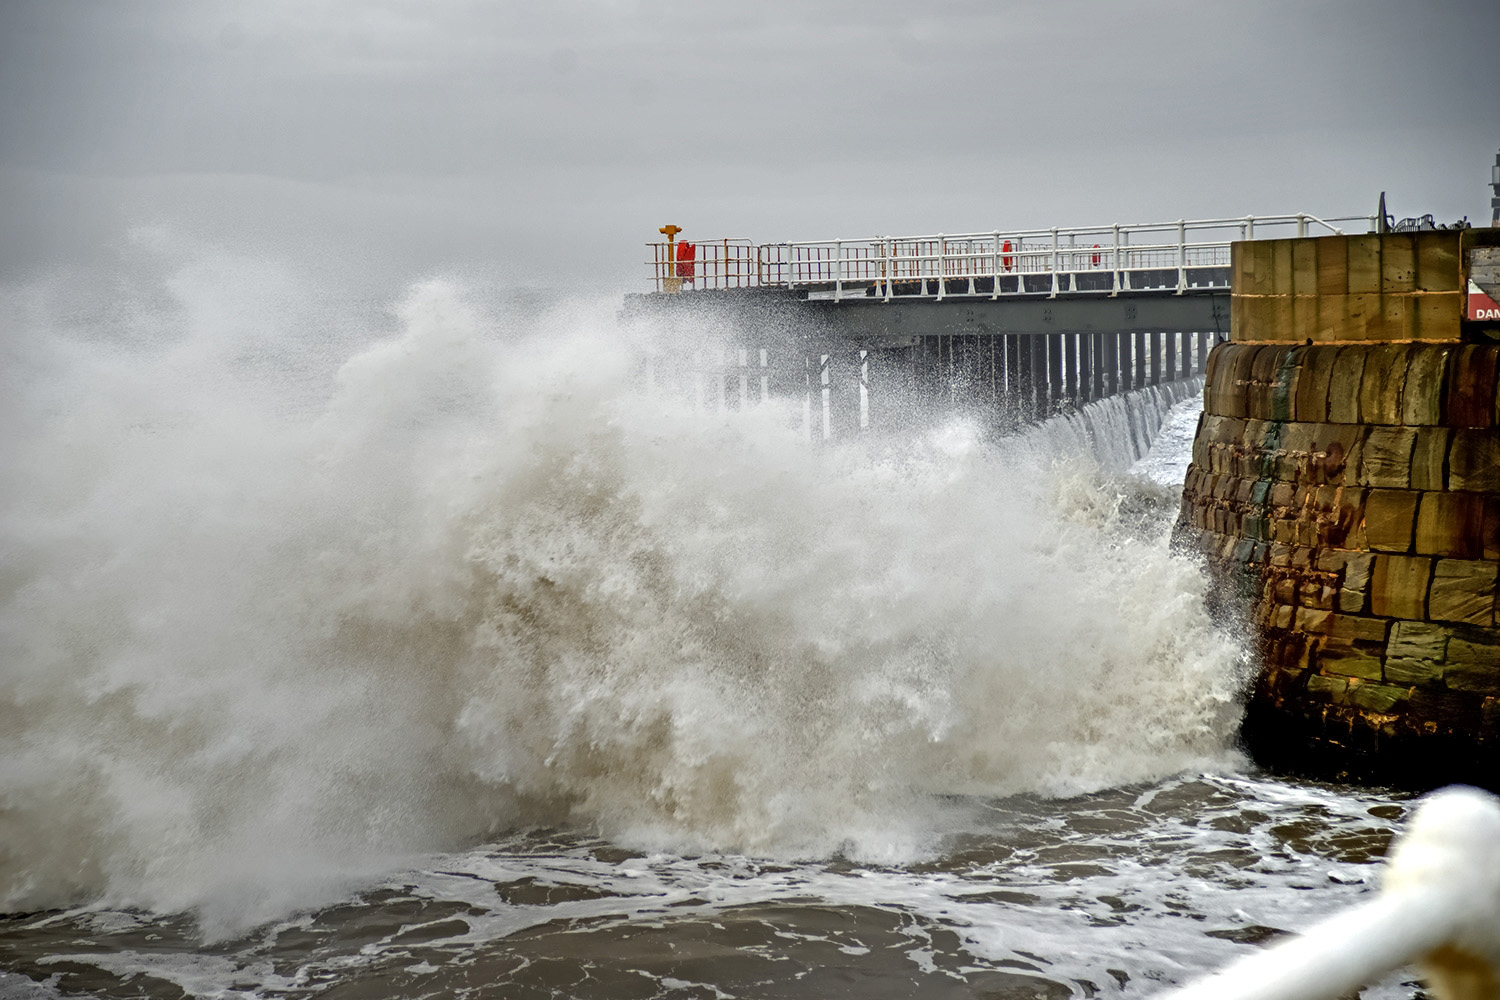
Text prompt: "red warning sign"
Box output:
[[1470, 279, 1500, 322]]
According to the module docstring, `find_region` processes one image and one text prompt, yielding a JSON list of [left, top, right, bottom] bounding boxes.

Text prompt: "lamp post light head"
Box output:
[[659, 225, 683, 294]]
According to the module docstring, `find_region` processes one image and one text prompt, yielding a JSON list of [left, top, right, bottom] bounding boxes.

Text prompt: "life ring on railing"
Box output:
[[1091, 244, 1101, 267], [1001, 239, 1014, 272], [675, 241, 696, 282]]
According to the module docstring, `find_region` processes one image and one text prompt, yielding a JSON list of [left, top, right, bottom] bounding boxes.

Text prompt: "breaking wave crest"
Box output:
[[0, 248, 1244, 935]]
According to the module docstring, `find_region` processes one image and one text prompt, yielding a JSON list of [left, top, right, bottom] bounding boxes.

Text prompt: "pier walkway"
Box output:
[[622, 213, 1377, 437]]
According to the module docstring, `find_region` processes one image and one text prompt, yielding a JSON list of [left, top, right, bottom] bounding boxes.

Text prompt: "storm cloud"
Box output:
[[2, 0, 1495, 291]]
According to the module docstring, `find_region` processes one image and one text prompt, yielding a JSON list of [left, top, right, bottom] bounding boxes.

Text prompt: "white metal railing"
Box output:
[[1156, 785, 1500, 1000], [646, 214, 1376, 298]]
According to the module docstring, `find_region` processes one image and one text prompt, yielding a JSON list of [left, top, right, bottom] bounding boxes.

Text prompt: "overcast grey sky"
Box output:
[[2, 0, 1495, 293]]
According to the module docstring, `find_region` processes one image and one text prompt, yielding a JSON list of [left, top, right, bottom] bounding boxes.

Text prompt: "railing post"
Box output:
[[834, 239, 843, 302], [935, 235, 945, 301], [1246, 216, 1255, 241], [991, 231, 1001, 300], [1176, 219, 1187, 294], [1111, 224, 1120, 296], [1297, 213, 1307, 238], [882, 237, 892, 302], [1049, 227, 1059, 298]]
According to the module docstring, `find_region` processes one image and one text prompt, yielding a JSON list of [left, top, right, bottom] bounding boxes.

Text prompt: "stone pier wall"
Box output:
[[1175, 228, 1500, 786]]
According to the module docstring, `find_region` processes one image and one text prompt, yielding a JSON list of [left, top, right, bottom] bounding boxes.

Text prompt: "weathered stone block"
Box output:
[[1363, 489, 1418, 553], [1204, 341, 1227, 385], [1295, 347, 1338, 422], [1317, 641, 1384, 680], [1388, 620, 1451, 660], [1316, 548, 1349, 573], [1271, 603, 1294, 630], [1270, 347, 1303, 422], [1249, 347, 1284, 420], [1349, 680, 1409, 714], [1415, 492, 1496, 559], [1306, 673, 1350, 702], [1342, 552, 1375, 593], [1326, 614, 1389, 643], [1359, 345, 1411, 425], [1444, 655, 1500, 697], [1400, 346, 1450, 426], [1409, 427, 1451, 491], [1415, 231, 1460, 292], [1245, 418, 1273, 451], [1383, 295, 1418, 345], [1381, 234, 1417, 293], [1449, 430, 1500, 493], [1347, 293, 1383, 341], [1290, 238, 1318, 297], [1445, 345, 1499, 428], [1212, 415, 1247, 444], [1328, 349, 1366, 423], [1296, 519, 1320, 549], [1357, 427, 1416, 488], [1311, 425, 1362, 485], [1316, 240, 1347, 297], [1296, 607, 1333, 634], [1318, 293, 1348, 345], [1369, 554, 1432, 619], [1229, 292, 1250, 343], [1291, 291, 1319, 342], [1271, 240, 1294, 299], [1414, 291, 1463, 342], [1447, 632, 1500, 670], [1386, 657, 1445, 685], [1347, 236, 1382, 295], [1220, 347, 1261, 418], [1428, 559, 1498, 626]]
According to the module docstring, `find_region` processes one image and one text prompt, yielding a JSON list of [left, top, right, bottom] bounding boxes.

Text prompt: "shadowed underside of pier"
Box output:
[[620, 287, 1225, 438]]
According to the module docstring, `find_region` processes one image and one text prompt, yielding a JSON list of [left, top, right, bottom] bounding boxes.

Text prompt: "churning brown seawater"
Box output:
[[0, 254, 1420, 998], [0, 775, 1419, 999]]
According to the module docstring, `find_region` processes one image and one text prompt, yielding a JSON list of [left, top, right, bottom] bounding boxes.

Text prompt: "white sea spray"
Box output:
[[0, 244, 1244, 936]]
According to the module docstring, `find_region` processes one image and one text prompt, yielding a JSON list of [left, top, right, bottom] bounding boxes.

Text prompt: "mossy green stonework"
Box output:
[[1176, 228, 1500, 786]]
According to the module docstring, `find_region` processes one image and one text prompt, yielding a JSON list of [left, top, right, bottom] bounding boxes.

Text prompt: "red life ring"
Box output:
[[1001, 239, 1014, 272], [675, 241, 696, 281], [1091, 244, 1101, 267]]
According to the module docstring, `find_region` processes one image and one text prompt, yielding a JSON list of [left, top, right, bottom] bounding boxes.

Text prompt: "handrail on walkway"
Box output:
[[1156, 785, 1500, 1000], [646, 214, 1377, 299]]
